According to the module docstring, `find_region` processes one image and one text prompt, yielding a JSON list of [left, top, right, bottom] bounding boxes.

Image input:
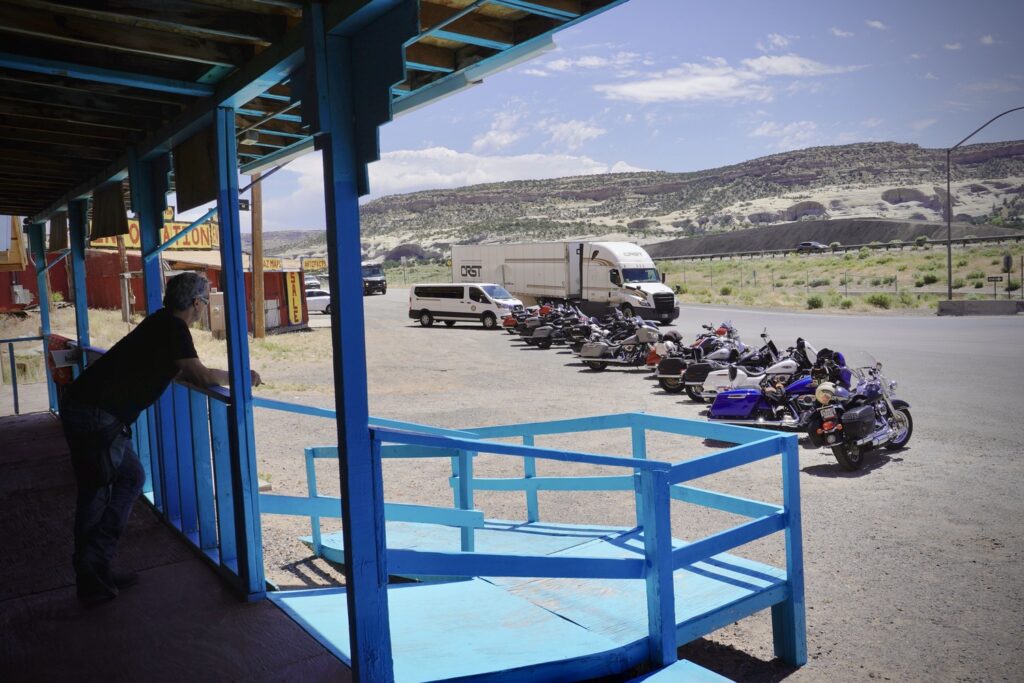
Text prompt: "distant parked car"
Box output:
[[304, 275, 321, 289], [796, 241, 829, 253], [305, 288, 332, 314]]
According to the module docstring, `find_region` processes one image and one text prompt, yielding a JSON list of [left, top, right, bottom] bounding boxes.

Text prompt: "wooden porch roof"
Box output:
[[0, 0, 626, 223]]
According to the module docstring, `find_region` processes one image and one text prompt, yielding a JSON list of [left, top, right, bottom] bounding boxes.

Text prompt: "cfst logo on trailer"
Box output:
[[460, 265, 482, 279]]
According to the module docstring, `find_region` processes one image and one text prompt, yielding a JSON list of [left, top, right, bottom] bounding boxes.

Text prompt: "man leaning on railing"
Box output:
[[59, 272, 262, 603]]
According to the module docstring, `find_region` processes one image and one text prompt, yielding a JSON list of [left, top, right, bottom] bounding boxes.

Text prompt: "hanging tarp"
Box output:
[[49, 213, 68, 251], [174, 126, 218, 213], [91, 182, 130, 239]]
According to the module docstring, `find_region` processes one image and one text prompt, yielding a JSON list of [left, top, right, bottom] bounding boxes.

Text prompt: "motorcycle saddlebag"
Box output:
[[580, 341, 610, 358], [683, 362, 712, 383], [708, 389, 762, 419], [841, 404, 875, 440], [657, 357, 687, 377]]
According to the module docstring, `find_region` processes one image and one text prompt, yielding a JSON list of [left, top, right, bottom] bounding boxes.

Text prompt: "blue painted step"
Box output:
[[631, 659, 733, 682]]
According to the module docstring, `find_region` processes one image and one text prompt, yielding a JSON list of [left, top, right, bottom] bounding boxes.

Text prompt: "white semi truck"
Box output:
[[451, 241, 680, 323]]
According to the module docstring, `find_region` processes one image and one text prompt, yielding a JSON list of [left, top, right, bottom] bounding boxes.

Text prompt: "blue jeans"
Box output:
[[60, 399, 146, 577]]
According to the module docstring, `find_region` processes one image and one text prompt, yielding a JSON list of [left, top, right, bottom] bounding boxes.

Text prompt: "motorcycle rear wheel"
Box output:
[[586, 361, 608, 371], [832, 444, 865, 471], [659, 377, 684, 393], [884, 408, 913, 450], [685, 385, 706, 403], [537, 339, 552, 350]]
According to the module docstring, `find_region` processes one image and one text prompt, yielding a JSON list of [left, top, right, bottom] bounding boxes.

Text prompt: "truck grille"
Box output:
[[653, 293, 675, 310]]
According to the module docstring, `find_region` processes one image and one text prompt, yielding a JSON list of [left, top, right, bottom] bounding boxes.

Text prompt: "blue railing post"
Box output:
[[189, 391, 218, 551], [27, 223, 57, 413], [522, 434, 539, 522], [171, 383, 198, 538], [639, 468, 677, 668], [67, 199, 90, 374], [457, 449, 475, 552], [631, 415, 648, 528], [209, 400, 238, 572], [305, 447, 323, 555], [771, 433, 807, 665], [215, 105, 264, 599]]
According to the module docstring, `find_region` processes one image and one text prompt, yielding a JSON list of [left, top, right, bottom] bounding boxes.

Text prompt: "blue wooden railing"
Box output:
[[252, 398, 807, 667], [0, 335, 45, 415]]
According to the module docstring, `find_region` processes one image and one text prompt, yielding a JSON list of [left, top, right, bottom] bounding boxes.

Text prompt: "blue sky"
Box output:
[[218, 0, 1024, 231]]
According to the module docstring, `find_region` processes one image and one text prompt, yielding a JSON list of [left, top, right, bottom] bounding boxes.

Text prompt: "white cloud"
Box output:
[[861, 117, 884, 128], [756, 33, 792, 52], [540, 52, 640, 75], [943, 42, 962, 51], [750, 120, 822, 150], [471, 109, 525, 153], [909, 53, 924, 60], [594, 54, 860, 104], [910, 118, 937, 132], [522, 68, 549, 77], [541, 119, 607, 150], [831, 27, 854, 38], [980, 35, 995, 45], [925, 72, 939, 80], [865, 19, 887, 31], [966, 79, 1021, 93]]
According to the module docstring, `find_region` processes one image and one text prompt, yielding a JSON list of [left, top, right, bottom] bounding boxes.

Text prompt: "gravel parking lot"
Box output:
[[281, 289, 1023, 681]]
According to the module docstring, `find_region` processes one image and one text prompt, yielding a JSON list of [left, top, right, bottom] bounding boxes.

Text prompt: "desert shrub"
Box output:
[[869, 241, 883, 249], [1008, 280, 1021, 293], [840, 299, 853, 309], [829, 241, 842, 252], [719, 286, 733, 296], [844, 252, 855, 260], [991, 259, 1000, 265], [915, 235, 929, 247], [808, 278, 831, 287], [51, 292, 64, 303], [921, 273, 939, 285], [870, 277, 882, 286], [955, 258, 969, 267], [897, 292, 916, 307], [882, 275, 896, 285], [866, 293, 892, 309], [874, 256, 893, 265], [974, 281, 984, 288], [889, 239, 904, 248], [952, 278, 965, 289], [806, 295, 824, 309], [792, 278, 805, 286], [858, 247, 870, 260], [897, 264, 908, 271], [966, 270, 985, 280]]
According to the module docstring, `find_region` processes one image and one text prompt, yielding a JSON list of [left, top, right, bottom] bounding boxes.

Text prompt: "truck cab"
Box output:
[[575, 242, 679, 323]]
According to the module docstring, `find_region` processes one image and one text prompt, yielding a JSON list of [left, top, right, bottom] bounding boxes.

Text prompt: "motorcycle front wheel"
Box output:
[[685, 385, 706, 403], [884, 407, 913, 450], [832, 444, 865, 471], [537, 338, 552, 350], [586, 361, 608, 371]]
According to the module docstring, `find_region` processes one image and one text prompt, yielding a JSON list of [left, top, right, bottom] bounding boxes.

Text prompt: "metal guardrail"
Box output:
[[0, 335, 44, 415], [655, 233, 1024, 262]]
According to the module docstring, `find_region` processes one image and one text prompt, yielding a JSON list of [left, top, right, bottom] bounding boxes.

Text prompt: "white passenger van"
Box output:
[[408, 282, 523, 329]]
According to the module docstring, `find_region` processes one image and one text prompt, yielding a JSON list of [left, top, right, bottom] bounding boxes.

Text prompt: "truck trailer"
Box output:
[[451, 241, 680, 323]]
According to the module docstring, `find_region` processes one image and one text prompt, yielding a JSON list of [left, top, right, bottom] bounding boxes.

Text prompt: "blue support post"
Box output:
[[772, 434, 807, 665], [214, 105, 265, 599], [305, 448, 323, 555], [67, 200, 90, 375], [190, 391, 218, 552], [523, 434, 539, 522], [457, 449, 474, 552], [210, 400, 238, 572], [172, 383, 198, 540], [303, 2, 417, 679], [640, 468, 677, 668], [27, 223, 58, 413], [631, 418, 648, 528], [130, 152, 179, 525]]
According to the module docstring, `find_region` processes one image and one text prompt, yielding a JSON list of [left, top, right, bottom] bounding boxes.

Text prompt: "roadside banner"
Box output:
[[285, 271, 303, 324]]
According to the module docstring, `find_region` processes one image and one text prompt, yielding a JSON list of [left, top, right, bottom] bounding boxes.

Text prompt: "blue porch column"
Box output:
[[129, 154, 178, 524], [26, 222, 57, 413], [303, 2, 416, 680], [67, 200, 90, 373], [214, 106, 265, 599]]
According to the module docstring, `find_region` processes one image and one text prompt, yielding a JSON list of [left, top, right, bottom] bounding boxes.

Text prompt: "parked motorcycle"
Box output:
[[656, 322, 743, 393], [805, 352, 912, 470], [580, 317, 662, 371]]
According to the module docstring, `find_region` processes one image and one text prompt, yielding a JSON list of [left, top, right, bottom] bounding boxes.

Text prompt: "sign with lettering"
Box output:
[[302, 257, 327, 272], [987, 276, 1004, 282], [262, 258, 282, 271], [285, 271, 303, 324], [91, 219, 217, 251], [460, 264, 481, 278]]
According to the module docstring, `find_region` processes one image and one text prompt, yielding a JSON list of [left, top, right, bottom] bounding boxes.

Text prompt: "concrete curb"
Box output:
[[937, 300, 1024, 316]]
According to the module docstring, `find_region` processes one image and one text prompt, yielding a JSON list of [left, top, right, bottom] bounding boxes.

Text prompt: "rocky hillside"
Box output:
[[260, 140, 1024, 260]]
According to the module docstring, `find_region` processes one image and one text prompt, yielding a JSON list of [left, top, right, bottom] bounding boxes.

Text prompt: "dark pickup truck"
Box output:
[[361, 263, 387, 295]]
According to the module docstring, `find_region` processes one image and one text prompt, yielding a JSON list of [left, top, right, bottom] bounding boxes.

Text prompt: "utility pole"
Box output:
[[251, 171, 265, 339]]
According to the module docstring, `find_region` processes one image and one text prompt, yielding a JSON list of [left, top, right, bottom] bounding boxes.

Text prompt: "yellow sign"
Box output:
[[262, 258, 282, 271], [302, 257, 327, 272], [285, 271, 303, 324], [91, 219, 218, 251]]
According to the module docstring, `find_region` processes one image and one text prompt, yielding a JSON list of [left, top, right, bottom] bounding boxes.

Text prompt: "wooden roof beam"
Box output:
[[419, 2, 515, 50], [405, 42, 456, 73], [489, 0, 581, 20], [0, 3, 254, 68], [0, 98, 153, 132]]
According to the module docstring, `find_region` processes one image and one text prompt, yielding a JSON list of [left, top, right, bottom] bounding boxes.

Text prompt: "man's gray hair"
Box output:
[[163, 271, 209, 311]]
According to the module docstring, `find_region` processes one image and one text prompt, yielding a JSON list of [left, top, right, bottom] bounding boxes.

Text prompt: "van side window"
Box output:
[[609, 269, 621, 286], [414, 286, 463, 298], [469, 287, 488, 303]]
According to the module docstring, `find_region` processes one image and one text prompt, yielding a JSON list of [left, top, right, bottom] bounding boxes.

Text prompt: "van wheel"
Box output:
[[481, 312, 497, 329], [382, 285, 387, 295], [325, 304, 332, 315], [444, 320, 456, 327], [419, 311, 433, 327]]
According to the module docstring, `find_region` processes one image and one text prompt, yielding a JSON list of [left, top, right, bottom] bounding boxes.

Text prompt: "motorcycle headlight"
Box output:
[[815, 382, 836, 404], [888, 380, 898, 392]]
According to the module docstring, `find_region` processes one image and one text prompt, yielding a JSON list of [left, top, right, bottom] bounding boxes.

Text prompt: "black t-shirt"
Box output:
[[66, 308, 198, 425]]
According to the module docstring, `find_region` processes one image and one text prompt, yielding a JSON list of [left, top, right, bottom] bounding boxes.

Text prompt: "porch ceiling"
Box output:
[[0, 0, 626, 224]]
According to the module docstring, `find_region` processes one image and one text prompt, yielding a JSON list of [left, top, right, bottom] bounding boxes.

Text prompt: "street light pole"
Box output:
[[945, 106, 1024, 300]]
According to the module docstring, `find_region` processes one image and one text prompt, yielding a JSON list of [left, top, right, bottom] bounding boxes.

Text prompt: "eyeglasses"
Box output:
[[196, 296, 209, 306]]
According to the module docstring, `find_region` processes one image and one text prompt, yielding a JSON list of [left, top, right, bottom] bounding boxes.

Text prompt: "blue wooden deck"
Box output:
[[275, 522, 785, 681]]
